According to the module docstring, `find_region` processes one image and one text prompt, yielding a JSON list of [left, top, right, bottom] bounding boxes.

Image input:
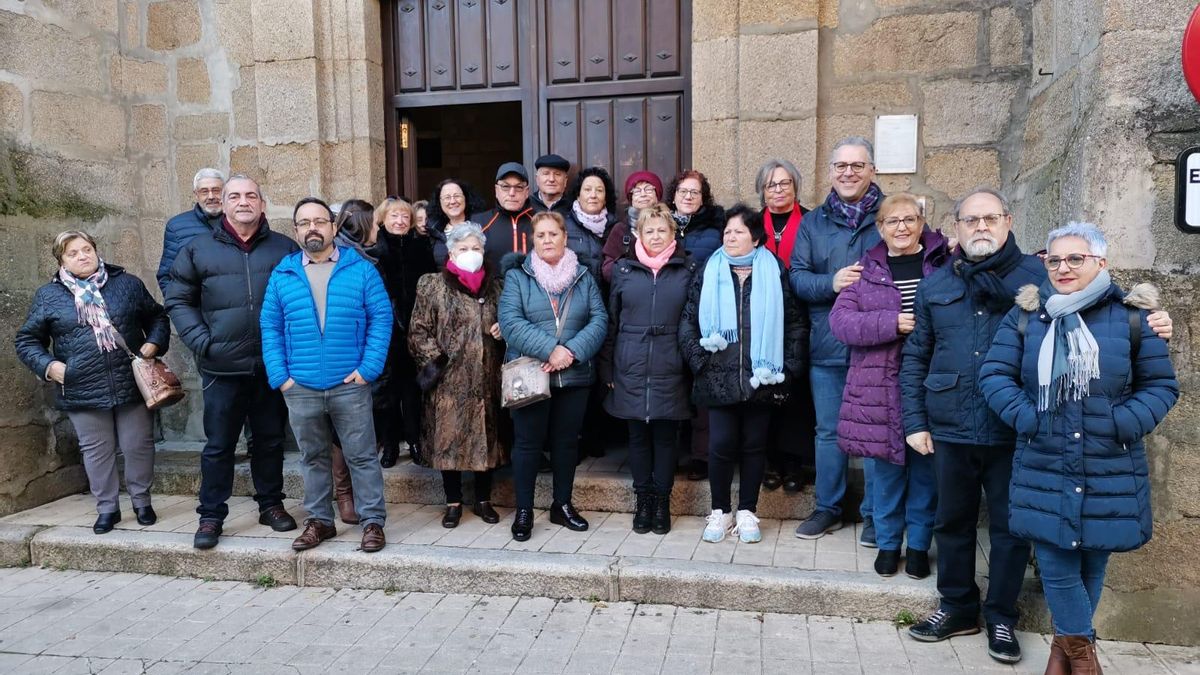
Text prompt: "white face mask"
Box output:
[[454, 250, 484, 273]]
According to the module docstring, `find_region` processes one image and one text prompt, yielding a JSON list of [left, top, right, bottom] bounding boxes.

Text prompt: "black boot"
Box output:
[[651, 494, 671, 535], [632, 494, 653, 534], [549, 502, 589, 531], [380, 446, 399, 468], [511, 508, 534, 541]]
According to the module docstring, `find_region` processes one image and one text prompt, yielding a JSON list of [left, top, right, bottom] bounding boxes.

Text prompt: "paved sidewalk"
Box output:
[[0, 568, 1194, 674]]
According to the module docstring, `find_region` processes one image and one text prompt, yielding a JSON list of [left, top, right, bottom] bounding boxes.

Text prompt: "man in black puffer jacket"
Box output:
[[165, 174, 300, 550]]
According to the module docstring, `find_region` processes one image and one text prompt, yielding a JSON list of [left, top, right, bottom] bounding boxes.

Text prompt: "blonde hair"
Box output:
[[52, 230, 97, 263], [530, 211, 566, 234], [635, 203, 675, 238], [877, 192, 925, 223], [374, 197, 414, 231]]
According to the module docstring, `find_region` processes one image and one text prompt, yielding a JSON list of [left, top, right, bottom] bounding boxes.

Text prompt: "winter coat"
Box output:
[[600, 210, 638, 283], [979, 282, 1178, 552], [164, 217, 299, 377], [678, 251, 808, 408], [600, 246, 698, 421], [477, 204, 535, 271], [498, 253, 608, 389], [899, 252, 1046, 446], [15, 264, 171, 411], [565, 208, 618, 283], [828, 231, 950, 464], [408, 269, 506, 471], [675, 205, 725, 265], [531, 191, 571, 217], [376, 229, 437, 332], [788, 193, 883, 367], [428, 217, 483, 267], [157, 204, 219, 293], [259, 246, 393, 390]]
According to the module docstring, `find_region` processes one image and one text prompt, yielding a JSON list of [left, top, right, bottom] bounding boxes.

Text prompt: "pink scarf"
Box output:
[[529, 247, 579, 295], [446, 259, 485, 295], [635, 239, 676, 277]]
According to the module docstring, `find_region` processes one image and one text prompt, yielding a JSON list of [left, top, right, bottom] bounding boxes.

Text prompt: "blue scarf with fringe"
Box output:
[[697, 246, 785, 388]]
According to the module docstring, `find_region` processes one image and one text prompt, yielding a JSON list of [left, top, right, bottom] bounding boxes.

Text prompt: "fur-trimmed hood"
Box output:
[[1014, 282, 1160, 312]]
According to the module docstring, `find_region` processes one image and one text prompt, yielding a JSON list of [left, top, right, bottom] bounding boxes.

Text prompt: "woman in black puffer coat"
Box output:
[[15, 231, 170, 534], [600, 204, 698, 536]]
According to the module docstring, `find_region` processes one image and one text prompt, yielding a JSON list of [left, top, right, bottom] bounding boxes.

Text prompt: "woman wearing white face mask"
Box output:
[[408, 223, 507, 528]]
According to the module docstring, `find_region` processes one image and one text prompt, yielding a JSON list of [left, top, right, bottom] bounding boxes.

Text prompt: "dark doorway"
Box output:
[[398, 102, 523, 204]]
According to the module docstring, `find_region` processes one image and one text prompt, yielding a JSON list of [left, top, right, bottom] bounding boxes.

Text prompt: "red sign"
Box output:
[[1184, 5, 1200, 103]]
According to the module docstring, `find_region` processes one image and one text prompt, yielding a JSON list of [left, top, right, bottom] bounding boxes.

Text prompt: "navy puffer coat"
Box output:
[[156, 204, 219, 293], [601, 246, 698, 421], [15, 264, 171, 411], [565, 208, 618, 283], [675, 205, 725, 265], [979, 282, 1178, 552]]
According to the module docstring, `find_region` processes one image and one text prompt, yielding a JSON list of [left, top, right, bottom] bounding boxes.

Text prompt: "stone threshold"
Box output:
[[0, 494, 1049, 632]]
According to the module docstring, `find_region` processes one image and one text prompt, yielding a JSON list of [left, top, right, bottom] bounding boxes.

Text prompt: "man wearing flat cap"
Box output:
[[475, 161, 535, 270], [532, 154, 572, 217]]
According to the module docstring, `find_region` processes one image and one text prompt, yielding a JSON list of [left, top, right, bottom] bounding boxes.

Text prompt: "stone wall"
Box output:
[[0, 0, 386, 515]]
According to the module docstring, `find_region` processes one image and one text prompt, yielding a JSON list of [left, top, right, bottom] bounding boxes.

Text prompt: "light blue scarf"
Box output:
[[698, 246, 785, 388]]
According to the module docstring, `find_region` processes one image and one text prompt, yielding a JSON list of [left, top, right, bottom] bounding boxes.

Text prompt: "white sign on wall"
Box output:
[[874, 115, 918, 174], [1177, 147, 1200, 233]]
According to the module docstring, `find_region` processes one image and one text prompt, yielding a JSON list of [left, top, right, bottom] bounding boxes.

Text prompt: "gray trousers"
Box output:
[[282, 382, 387, 528], [66, 401, 155, 514]]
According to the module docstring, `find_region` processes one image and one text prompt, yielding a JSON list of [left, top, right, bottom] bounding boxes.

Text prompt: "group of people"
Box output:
[[14, 135, 1179, 674]]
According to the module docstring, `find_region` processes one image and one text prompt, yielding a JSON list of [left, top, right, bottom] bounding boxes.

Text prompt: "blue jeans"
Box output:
[[871, 446, 936, 551], [283, 382, 387, 528], [1035, 544, 1111, 638], [812, 365, 873, 518]]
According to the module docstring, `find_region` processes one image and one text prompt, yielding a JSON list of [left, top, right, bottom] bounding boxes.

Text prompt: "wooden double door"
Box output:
[[383, 0, 692, 201]]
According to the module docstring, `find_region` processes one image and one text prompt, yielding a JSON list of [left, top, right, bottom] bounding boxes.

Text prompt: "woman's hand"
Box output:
[[542, 346, 575, 372], [139, 343, 159, 359], [1148, 310, 1172, 341], [489, 323, 503, 340], [897, 312, 915, 335], [47, 361, 66, 384]]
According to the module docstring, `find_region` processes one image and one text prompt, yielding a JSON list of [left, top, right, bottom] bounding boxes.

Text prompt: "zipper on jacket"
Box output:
[[736, 271, 746, 399], [645, 272, 658, 422], [243, 251, 254, 311], [535, 268, 585, 389]]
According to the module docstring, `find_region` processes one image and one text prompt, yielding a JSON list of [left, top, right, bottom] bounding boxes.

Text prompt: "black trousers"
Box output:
[[510, 386, 590, 509], [933, 441, 1031, 626], [628, 419, 679, 497], [767, 375, 816, 473], [708, 404, 772, 513], [442, 470, 494, 504], [197, 373, 287, 522]]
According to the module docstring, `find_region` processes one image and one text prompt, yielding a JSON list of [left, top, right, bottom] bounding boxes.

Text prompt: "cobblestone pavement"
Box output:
[[0, 568, 1195, 674]]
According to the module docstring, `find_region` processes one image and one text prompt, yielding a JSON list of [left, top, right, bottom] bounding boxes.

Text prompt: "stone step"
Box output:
[[0, 493, 1049, 632], [150, 447, 838, 521]]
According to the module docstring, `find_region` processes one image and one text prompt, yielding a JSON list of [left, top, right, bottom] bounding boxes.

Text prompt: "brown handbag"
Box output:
[[115, 334, 185, 410]]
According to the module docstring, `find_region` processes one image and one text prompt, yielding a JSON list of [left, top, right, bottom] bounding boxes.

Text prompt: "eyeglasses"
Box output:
[[195, 188, 221, 197], [630, 186, 658, 196], [765, 179, 794, 193], [830, 162, 871, 174], [496, 182, 528, 193], [295, 218, 332, 229], [956, 213, 1008, 228], [881, 215, 920, 229], [440, 194, 464, 202], [1041, 253, 1104, 271], [675, 188, 701, 198]]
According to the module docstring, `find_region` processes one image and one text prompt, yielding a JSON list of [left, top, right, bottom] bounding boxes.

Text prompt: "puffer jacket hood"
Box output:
[[979, 281, 1177, 552]]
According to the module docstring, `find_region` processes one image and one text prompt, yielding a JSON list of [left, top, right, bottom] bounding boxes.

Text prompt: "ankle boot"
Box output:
[[1045, 635, 1071, 675], [1062, 635, 1104, 675], [632, 494, 653, 534], [651, 494, 671, 534]]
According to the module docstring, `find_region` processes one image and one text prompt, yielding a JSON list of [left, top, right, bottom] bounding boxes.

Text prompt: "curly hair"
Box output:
[[665, 169, 715, 212], [426, 179, 486, 227], [567, 166, 617, 215]]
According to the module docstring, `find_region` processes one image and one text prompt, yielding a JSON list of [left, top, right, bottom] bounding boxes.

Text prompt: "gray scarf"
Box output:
[[1037, 269, 1111, 411]]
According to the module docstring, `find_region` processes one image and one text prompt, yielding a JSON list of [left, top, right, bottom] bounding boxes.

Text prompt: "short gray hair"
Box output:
[[222, 173, 264, 201], [192, 168, 225, 191], [1047, 221, 1108, 258], [952, 187, 1010, 221], [446, 221, 486, 249], [829, 136, 875, 164], [754, 159, 803, 207]]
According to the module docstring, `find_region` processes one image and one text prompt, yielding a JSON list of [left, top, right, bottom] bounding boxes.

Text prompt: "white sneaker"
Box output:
[[702, 509, 732, 543], [733, 510, 761, 543]]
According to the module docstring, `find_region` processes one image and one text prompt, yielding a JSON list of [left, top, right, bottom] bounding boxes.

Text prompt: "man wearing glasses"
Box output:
[[899, 187, 1174, 664], [476, 161, 535, 269], [157, 168, 225, 294], [790, 137, 884, 546]]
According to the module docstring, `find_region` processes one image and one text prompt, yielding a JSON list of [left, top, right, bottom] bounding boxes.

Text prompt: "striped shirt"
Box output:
[[886, 250, 924, 313]]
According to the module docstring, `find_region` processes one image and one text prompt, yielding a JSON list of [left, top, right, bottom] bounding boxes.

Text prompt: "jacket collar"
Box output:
[[1014, 280, 1160, 313], [213, 214, 270, 248], [51, 262, 124, 285], [279, 245, 362, 276]]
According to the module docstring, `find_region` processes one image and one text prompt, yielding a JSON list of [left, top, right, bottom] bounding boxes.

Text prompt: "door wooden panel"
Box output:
[[456, 0, 487, 89], [613, 97, 646, 189], [580, 1, 612, 82], [487, 0, 519, 86], [426, 0, 456, 90], [581, 99, 614, 170], [547, 93, 681, 192], [613, 0, 645, 80], [549, 100, 581, 168], [647, 0, 681, 77], [546, 0, 579, 84], [646, 94, 682, 180], [396, 1, 426, 92]]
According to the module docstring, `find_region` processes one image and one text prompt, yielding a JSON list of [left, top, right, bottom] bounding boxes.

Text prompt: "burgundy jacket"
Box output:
[[828, 229, 949, 465]]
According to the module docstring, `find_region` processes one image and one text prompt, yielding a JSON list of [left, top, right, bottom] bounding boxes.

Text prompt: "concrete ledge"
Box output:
[[0, 523, 44, 566], [30, 526, 298, 585], [300, 543, 615, 600]]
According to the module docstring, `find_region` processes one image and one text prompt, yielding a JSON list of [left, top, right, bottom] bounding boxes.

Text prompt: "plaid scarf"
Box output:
[[58, 262, 118, 353], [828, 182, 882, 229]]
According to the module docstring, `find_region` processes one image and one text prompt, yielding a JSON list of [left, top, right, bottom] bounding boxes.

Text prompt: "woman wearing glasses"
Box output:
[[980, 222, 1177, 674], [827, 193, 949, 579], [426, 179, 487, 266], [601, 170, 664, 283]]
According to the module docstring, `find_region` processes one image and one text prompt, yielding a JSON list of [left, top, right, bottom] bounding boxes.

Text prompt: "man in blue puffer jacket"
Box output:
[[157, 168, 224, 294], [261, 197, 393, 554]]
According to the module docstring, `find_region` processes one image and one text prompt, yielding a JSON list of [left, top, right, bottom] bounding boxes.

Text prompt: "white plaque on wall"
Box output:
[[874, 115, 919, 174]]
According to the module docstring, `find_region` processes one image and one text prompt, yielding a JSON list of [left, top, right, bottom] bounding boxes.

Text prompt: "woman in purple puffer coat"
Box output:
[[828, 193, 950, 579]]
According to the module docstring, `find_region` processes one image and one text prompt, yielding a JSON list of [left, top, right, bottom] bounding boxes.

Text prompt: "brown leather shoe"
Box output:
[[361, 523, 385, 553], [291, 520, 337, 551], [1062, 635, 1104, 675], [337, 496, 359, 525], [1045, 635, 1071, 675]]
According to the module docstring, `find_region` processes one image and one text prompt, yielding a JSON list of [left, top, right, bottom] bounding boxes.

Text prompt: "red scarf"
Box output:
[[447, 259, 485, 295], [763, 203, 805, 269]]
